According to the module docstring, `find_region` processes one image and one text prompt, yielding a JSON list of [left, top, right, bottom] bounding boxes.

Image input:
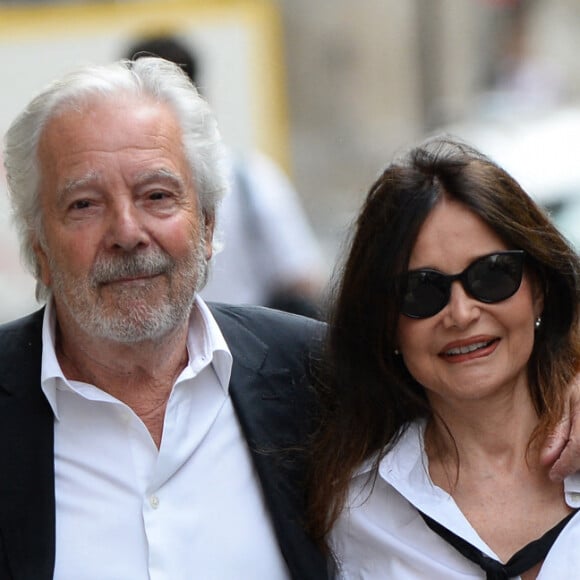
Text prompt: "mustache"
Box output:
[[90, 251, 174, 286]]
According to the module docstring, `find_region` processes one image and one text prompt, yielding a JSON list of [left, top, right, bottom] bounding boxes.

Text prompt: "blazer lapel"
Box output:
[[0, 310, 55, 580], [210, 304, 327, 580]]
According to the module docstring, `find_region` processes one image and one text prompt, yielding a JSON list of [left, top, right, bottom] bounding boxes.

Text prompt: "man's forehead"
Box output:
[[38, 96, 186, 163], [41, 93, 181, 147]]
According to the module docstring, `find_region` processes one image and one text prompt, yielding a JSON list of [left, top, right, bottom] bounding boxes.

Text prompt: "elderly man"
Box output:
[[0, 58, 578, 580], [0, 58, 325, 579]]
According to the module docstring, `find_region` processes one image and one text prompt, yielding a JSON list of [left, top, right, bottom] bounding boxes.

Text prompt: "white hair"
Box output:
[[3, 57, 228, 300]]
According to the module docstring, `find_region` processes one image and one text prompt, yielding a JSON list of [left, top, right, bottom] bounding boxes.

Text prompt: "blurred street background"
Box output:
[[1, 0, 579, 321]]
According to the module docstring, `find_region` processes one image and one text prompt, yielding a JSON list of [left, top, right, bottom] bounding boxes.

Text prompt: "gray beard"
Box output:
[[50, 241, 208, 344]]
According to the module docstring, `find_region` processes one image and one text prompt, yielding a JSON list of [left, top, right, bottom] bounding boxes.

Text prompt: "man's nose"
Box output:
[[105, 202, 150, 252]]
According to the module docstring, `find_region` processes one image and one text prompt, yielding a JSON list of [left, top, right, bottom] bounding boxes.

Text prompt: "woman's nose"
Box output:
[[442, 281, 481, 329]]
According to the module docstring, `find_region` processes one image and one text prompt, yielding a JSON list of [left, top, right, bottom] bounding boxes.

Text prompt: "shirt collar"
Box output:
[[187, 296, 233, 392], [354, 419, 580, 508], [40, 296, 233, 419], [564, 473, 580, 507], [352, 420, 428, 479], [40, 300, 64, 419]]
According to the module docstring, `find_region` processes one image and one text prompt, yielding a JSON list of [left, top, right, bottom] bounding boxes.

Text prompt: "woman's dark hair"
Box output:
[[306, 136, 580, 547]]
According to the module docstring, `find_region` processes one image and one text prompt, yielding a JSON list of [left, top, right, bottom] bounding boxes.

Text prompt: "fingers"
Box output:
[[544, 379, 580, 481], [540, 416, 569, 479], [547, 436, 580, 482]]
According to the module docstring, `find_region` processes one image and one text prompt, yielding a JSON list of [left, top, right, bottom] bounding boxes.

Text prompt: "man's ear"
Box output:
[[33, 238, 52, 288], [203, 212, 215, 261]]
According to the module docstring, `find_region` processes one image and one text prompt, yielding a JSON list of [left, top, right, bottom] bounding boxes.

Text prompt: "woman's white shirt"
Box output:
[[330, 420, 580, 579]]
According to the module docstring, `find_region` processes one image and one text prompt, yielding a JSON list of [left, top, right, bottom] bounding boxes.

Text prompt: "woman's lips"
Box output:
[[439, 337, 500, 362]]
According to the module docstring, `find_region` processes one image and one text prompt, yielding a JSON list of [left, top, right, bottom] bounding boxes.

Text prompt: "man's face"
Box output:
[[35, 95, 213, 343]]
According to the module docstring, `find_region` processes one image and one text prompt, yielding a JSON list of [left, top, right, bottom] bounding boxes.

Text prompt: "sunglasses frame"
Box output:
[[400, 250, 526, 319]]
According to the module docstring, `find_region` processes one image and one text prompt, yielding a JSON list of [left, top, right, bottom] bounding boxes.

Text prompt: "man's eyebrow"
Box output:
[[136, 168, 187, 191], [57, 170, 101, 203]]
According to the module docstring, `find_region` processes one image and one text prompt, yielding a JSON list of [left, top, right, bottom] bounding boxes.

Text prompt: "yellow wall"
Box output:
[[0, 0, 290, 169]]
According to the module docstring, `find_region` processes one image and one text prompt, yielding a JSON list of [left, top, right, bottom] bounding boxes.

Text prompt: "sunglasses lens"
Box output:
[[401, 271, 449, 318], [400, 251, 525, 319], [466, 252, 524, 303]]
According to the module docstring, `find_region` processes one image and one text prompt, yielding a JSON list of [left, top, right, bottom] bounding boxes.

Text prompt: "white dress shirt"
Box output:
[[41, 297, 290, 580], [330, 420, 580, 579]]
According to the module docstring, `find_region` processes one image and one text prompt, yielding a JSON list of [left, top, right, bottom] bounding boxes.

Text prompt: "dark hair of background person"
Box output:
[[306, 136, 580, 548], [124, 35, 199, 85]]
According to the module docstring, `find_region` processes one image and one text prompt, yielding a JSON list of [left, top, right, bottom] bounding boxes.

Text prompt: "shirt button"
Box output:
[[149, 495, 160, 509]]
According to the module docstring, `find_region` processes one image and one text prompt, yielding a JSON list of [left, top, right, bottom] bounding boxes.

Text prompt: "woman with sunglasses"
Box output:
[[308, 137, 580, 578]]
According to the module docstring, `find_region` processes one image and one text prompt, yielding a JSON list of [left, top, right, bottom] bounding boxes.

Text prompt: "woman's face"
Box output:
[[396, 196, 543, 409]]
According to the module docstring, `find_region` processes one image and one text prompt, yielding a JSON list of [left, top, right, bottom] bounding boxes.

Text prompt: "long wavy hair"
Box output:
[[307, 136, 580, 547]]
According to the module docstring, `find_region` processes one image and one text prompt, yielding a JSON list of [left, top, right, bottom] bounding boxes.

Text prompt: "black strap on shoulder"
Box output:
[[419, 508, 578, 579]]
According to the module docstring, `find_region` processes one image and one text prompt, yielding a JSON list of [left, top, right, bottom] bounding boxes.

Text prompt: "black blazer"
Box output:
[[0, 304, 328, 580]]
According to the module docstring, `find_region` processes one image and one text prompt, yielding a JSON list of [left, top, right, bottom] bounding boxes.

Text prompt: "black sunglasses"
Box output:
[[400, 250, 526, 319]]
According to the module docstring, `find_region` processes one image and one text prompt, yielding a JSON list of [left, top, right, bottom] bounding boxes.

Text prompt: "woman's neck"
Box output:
[[424, 386, 541, 489]]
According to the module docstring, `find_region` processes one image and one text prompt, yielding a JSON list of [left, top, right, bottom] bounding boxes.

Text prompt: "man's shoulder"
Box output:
[[0, 308, 44, 344], [208, 303, 326, 370], [0, 309, 44, 395], [208, 302, 326, 342]]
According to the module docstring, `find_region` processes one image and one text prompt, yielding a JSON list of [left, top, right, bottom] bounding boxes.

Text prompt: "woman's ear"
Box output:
[[531, 274, 545, 321]]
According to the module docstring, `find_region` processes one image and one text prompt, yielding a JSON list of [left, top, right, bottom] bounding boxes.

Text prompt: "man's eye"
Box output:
[[149, 191, 169, 201], [70, 199, 91, 210]]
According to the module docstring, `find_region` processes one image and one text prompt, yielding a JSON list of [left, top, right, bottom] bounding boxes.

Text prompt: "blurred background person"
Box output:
[[123, 34, 325, 319], [308, 137, 580, 578]]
